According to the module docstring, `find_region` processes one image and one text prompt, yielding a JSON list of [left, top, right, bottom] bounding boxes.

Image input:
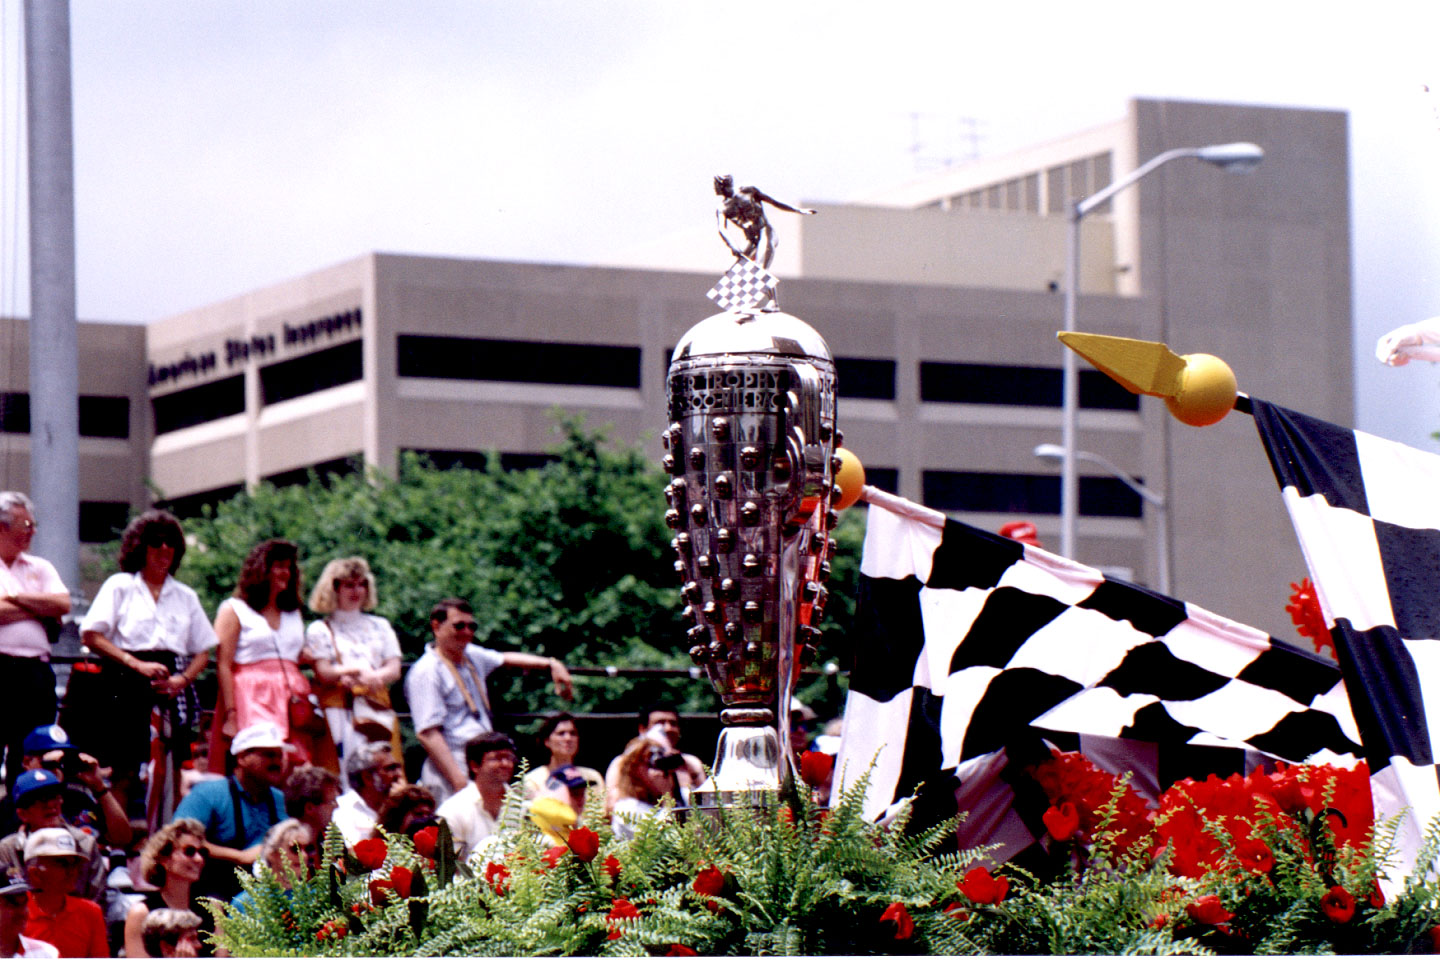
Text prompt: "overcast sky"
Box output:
[[2, 0, 1439, 448]]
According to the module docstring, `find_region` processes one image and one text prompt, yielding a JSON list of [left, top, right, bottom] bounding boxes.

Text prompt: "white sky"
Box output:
[[2, 0, 1439, 448]]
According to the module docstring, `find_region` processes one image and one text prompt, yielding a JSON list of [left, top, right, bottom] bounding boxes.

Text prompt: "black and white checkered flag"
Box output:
[[835, 487, 1360, 823], [1252, 398, 1440, 882], [706, 257, 778, 312]]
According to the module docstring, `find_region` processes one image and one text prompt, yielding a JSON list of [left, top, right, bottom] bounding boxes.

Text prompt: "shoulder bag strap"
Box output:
[[228, 777, 247, 846], [439, 653, 491, 720]]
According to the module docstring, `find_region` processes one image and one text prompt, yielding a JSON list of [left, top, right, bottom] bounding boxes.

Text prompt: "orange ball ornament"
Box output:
[[833, 448, 865, 510], [1164, 353, 1237, 427]]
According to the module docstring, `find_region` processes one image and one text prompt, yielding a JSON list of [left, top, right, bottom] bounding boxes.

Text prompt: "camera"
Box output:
[[648, 748, 684, 773]]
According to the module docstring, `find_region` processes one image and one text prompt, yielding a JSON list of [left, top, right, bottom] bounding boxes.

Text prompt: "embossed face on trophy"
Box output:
[[663, 177, 842, 807]]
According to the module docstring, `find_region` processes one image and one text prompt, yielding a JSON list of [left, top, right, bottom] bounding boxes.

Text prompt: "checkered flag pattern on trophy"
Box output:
[[706, 257, 779, 312]]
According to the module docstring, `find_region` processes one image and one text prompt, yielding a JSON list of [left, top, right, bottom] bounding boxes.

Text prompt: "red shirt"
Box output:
[[24, 894, 107, 958]]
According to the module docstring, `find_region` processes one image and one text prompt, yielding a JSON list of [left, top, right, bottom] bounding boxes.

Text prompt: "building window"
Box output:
[[921, 469, 1142, 517], [157, 483, 244, 520], [397, 335, 641, 389], [0, 394, 131, 438], [402, 448, 559, 472], [262, 456, 361, 490], [152, 375, 245, 435], [835, 357, 896, 400], [259, 340, 363, 406], [918, 361, 1139, 411], [79, 501, 131, 543], [866, 467, 899, 494]]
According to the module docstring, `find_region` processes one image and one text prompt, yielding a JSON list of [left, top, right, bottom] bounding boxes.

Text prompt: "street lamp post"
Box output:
[[1059, 142, 1263, 564], [1036, 442, 1169, 595]]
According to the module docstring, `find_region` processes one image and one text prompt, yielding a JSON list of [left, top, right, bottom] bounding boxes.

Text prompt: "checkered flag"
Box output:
[[1252, 398, 1440, 883], [834, 487, 1360, 824], [706, 257, 778, 312]]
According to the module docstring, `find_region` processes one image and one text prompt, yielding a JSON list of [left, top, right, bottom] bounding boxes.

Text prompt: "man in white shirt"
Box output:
[[331, 742, 405, 847], [0, 875, 56, 958], [0, 493, 69, 792], [404, 598, 572, 803], [434, 732, 516, 861]]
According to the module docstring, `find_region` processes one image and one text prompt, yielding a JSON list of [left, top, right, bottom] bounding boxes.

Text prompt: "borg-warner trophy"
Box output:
[[663, 176, 840, 806]]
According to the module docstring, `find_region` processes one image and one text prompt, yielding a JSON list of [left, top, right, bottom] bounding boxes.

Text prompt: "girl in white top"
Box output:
[[80, 510, 217, 822], [213, 539, 329, 767], [304, 557, 403, 765]]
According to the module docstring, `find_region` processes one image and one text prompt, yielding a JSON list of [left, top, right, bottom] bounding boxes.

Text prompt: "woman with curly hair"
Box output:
[[79, 509, 217, 820], [123, 817, 210, 957], [304, 557, 403, 765], [610, 736, 684, 841], [211, 539, 333, 770]]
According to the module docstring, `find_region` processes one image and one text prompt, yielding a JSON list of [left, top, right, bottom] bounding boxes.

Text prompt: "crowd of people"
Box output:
[[0, 493, 839, 957]]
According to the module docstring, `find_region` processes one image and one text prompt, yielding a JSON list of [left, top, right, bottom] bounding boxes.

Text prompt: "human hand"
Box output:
[[222, 712, 237, 738], [550, 660, 574, 701], [133, 659, 170, 682], [71, 752, 106, 792], [157, 674, 190, 698]]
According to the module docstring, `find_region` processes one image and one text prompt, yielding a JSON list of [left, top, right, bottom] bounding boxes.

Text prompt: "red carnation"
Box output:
[[1042, 801, 1080, 841], [354, 837, 387, 871], [663, 947, 698, 957], [566, 826, 599, 862], [880, 902, 914, 940], [541, 845, 567, 869], [412, 825, 439, 858], [1185, 895, 1234, 926], [483, 860, 510, 895], [606, 898, 641, 940], [799, 750, 835, 787], [390, 865, 414, 899], [602, 854, 622, 879], [1235, 838, 1275, 874], [943, 902, 968, 921], [1321, 885, 1355, 924], [692, 865, 726, 898], [958, 866, 1009, 905], [368, 877, 393, 905]]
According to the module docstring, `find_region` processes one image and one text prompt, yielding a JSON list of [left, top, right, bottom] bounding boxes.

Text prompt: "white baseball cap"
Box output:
[[230, 721, 289, 756], [23, 827, 79, 862]]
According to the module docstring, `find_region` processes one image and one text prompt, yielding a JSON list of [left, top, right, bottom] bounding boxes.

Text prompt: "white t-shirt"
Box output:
[[331, 789, 380, 847], [305, 610, 401, 670], [434, 781, 499, 861], [220, 596, 305, 665], [0, 552, 67, 658], [81, 572, 217, 656]]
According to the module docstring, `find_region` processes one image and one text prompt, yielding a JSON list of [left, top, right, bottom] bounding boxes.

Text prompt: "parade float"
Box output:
[[214, 185, 1440, 956]]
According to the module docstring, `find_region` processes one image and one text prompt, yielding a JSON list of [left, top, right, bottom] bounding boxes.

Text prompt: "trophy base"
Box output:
[[690, 708, 786, 811]]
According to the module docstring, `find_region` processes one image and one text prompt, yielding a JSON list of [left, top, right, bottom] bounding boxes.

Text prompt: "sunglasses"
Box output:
[[143, 531, 176, 548], [449, 620, 479, 632], [176, 845, 207, 860]]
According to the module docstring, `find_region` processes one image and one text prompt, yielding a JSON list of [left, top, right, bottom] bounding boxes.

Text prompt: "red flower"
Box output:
[[566, 826, 599, 862], [1042, 801, 1080, 841], [799, 750, 835, 787], [354, 837, 388, 871], [1150, 914, 1170, 929], [958, 866, 1009, 905], [1287, 577, 1334, 656], [316, 919, 347, 942], [1185, 895, 1234, 926], [943, 902, 968, 921], [663, 946, 698, 957], [1429, 925, 1440, 953], [602, 854, 622, 878], [1235, 838, 1275, 874], [368, 877, 393, 905], [483, 861, 510, 895], [390, 865, 414, 899], [879, 902, 914, 940], [541, 845, 567, 869], [1321, 885, 1355, 924], [606, 898, 640, 940], [692, 865, 726, 898], [412, 825, 439, 858]]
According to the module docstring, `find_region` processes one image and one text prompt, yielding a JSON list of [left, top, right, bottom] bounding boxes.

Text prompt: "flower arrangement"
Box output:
[[211, 758, 1440, 956]]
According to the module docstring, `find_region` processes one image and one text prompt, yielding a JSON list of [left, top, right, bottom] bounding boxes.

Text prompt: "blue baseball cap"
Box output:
[[12, 770, 63, 806], [22, 725, 74, 755]]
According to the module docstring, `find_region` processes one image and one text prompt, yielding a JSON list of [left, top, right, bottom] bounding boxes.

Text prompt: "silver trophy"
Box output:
[[662, 177, 839, 806]]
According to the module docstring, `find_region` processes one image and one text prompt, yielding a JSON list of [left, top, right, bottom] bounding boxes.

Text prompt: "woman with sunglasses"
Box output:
[[79, 510, 217, 822], [303, 557, 403, 767], [124, 818, 210, 957]]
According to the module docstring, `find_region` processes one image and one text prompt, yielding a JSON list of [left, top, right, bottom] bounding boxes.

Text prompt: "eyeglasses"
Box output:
[[177, 845, 207, 860], [142, 531, 175, 548], [449, 621, 479, 633]]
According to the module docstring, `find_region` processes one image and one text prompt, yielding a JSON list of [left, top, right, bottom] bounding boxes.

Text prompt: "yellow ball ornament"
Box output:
[[1164, 353, 1238, 427], [833, 448, 866, 511]]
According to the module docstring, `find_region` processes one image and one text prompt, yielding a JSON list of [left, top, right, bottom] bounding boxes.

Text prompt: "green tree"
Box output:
[[164, 414, 860, 725]]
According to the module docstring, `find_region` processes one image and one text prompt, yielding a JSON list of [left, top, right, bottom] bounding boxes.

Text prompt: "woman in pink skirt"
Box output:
[[211, 539, 333, 770]]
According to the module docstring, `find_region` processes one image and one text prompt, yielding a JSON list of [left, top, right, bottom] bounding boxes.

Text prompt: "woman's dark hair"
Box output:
[[536, 712, 577, 749], [375, 784, 436, 835], [235, 539, 302, 612], [117, 510, 186, 575]]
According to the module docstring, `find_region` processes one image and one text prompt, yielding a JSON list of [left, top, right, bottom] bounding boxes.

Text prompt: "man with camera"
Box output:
[[0, 771, 108, 906], [0, 727, 130, 850], [603, 704, 705, 812]]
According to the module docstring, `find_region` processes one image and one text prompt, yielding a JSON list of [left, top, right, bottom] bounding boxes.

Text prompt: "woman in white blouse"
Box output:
[[213, 539, 331, 768], [80, 509, 217, 819], [305, 557, 402, 766]]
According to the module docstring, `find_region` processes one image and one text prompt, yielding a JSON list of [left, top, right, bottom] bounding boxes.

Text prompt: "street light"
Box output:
[[1035, 442, 1170, 595], [1059, 141, 1263, 563]]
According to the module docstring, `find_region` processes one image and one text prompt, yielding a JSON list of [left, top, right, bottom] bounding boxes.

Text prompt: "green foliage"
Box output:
[[154, 413, 860, 722]]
